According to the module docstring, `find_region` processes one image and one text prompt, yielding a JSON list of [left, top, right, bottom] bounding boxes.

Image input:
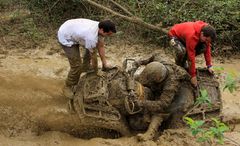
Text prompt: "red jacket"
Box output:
[[168, 21, 212, 77]]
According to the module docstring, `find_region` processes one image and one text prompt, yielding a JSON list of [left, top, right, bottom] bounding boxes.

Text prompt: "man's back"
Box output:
[[58, 18, 99, 49], [168, 21, 206, 42]]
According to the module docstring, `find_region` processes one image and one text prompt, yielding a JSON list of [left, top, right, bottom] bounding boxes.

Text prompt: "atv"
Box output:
[[72, 59, 222, 138]]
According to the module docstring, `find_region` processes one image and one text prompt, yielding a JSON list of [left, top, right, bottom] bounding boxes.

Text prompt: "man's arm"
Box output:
[[204, 43, 214, 74], [186, 37, 198, 86], [186, 41, 197, 77], [136, 55, 155, 66], [142, 76, 179, 112], [204, 43, 211, 66], [97, 39, 108, 68]]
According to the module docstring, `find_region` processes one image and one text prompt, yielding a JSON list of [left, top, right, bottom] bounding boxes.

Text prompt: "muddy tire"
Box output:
[[166, 82, 194, 129], [167, 68, 222, 129], [72, 70, 132, 138], [72, 95, 130, 138]]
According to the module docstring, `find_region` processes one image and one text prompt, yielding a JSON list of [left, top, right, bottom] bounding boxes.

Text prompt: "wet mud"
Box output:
[[0, 42, 240, 146]]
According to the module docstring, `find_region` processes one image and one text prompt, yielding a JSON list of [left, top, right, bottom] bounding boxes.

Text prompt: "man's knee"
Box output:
[[170, 38, 186, 57], [170, 38, 187, 66]]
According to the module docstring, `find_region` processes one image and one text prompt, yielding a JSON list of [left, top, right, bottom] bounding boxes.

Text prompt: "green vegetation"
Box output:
[[0, 0, 46, 49], [125, 0, 240, 49], [184, 117, 229, 144], [223, 73, 238, 93], [184, 70, 238, 144], [184, 117, 205, 136], [212, 66, 239, 93], [1, 0, 239, 50], [0, 10, 45, 49], [195, 89, 212, 107], [20, 0, 240, 50]]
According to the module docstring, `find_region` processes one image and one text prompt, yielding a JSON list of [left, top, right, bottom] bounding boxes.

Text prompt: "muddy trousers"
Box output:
[[137, 114, 166, 141], [61, 44, 98, 87], [145, 114, 163, 137], [169, 37, 206, 68]]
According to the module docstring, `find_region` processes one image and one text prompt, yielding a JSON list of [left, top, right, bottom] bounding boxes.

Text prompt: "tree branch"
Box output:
[[177, 0, 191, 13], [109, 0, 133, 16], [48, 0, 61, 13], [83, 0, 168, 34]]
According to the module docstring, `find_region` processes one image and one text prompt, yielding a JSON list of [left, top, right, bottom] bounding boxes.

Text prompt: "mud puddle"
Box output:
[[0, 46, 239, 146]]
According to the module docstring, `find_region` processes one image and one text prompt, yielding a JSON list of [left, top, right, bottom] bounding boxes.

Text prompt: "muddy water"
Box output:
[[0, 45, 240, 146], [214, 60, 240, 124]]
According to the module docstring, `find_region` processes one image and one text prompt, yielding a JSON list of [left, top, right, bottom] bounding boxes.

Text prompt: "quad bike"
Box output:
[[72, 59, 222, 138]]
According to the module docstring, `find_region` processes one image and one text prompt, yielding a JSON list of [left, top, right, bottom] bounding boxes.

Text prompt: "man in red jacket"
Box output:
[[168, 21, 216, 87]]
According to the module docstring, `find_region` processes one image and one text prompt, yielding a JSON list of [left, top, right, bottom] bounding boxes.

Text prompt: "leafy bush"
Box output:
[[120, 0, 239, 49], [0, 0, 25, 11], [212, 66, 239, 93], [2, 0, 240, 50], [184, 117, 229, 144]]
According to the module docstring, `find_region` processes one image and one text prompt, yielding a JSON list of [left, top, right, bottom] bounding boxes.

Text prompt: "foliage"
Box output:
[[184, 117, 205, 136], [195, 89, 212, 107], [22, 0, 239, 46], [116, 0, 239, 49], [0, 0, 19, 10], [212, 66, 239, 93], [184, 117, 229, 144], [21, 18, 46, 45], [24, 0, 108, 27], [223, 73, 238, 93], [212, 66, 224, 72], [209, 118, 230, 144], [1, 0, 239, 50], [0, 8, 46, 49]]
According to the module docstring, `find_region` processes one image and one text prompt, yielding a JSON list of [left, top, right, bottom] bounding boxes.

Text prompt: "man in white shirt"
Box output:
[[58, 18, 116, 100]]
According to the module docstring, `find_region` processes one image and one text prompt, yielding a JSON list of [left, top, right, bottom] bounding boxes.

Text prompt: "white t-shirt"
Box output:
[[58, 18, 99, 52]]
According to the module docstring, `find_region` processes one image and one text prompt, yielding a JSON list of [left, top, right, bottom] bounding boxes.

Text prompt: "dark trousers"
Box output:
[[169, 37, 206, 67]]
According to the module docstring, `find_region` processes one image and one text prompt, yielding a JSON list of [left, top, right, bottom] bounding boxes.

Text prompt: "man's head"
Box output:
[[137, 62, 167, 86], [200, 25, 216, 43], [98, 20, 116, 36]]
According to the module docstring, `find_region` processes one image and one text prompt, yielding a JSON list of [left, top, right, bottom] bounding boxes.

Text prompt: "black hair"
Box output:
[[98, 20, 116, 33], [201, 25, 216, 42]]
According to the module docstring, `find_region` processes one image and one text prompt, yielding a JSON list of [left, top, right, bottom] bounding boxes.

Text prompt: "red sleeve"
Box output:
[[186, 36, 198, 77], [204, 43, 212, 67]]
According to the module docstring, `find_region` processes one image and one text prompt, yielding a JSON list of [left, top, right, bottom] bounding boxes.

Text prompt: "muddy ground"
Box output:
[[0, 35, 240, 146]]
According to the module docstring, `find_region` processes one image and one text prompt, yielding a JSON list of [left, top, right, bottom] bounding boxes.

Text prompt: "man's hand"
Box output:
[[191, 76, 198, 87], [208, 66, 214, 74], [102, 64, 114, 71], [96, 70, 106, 77]]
